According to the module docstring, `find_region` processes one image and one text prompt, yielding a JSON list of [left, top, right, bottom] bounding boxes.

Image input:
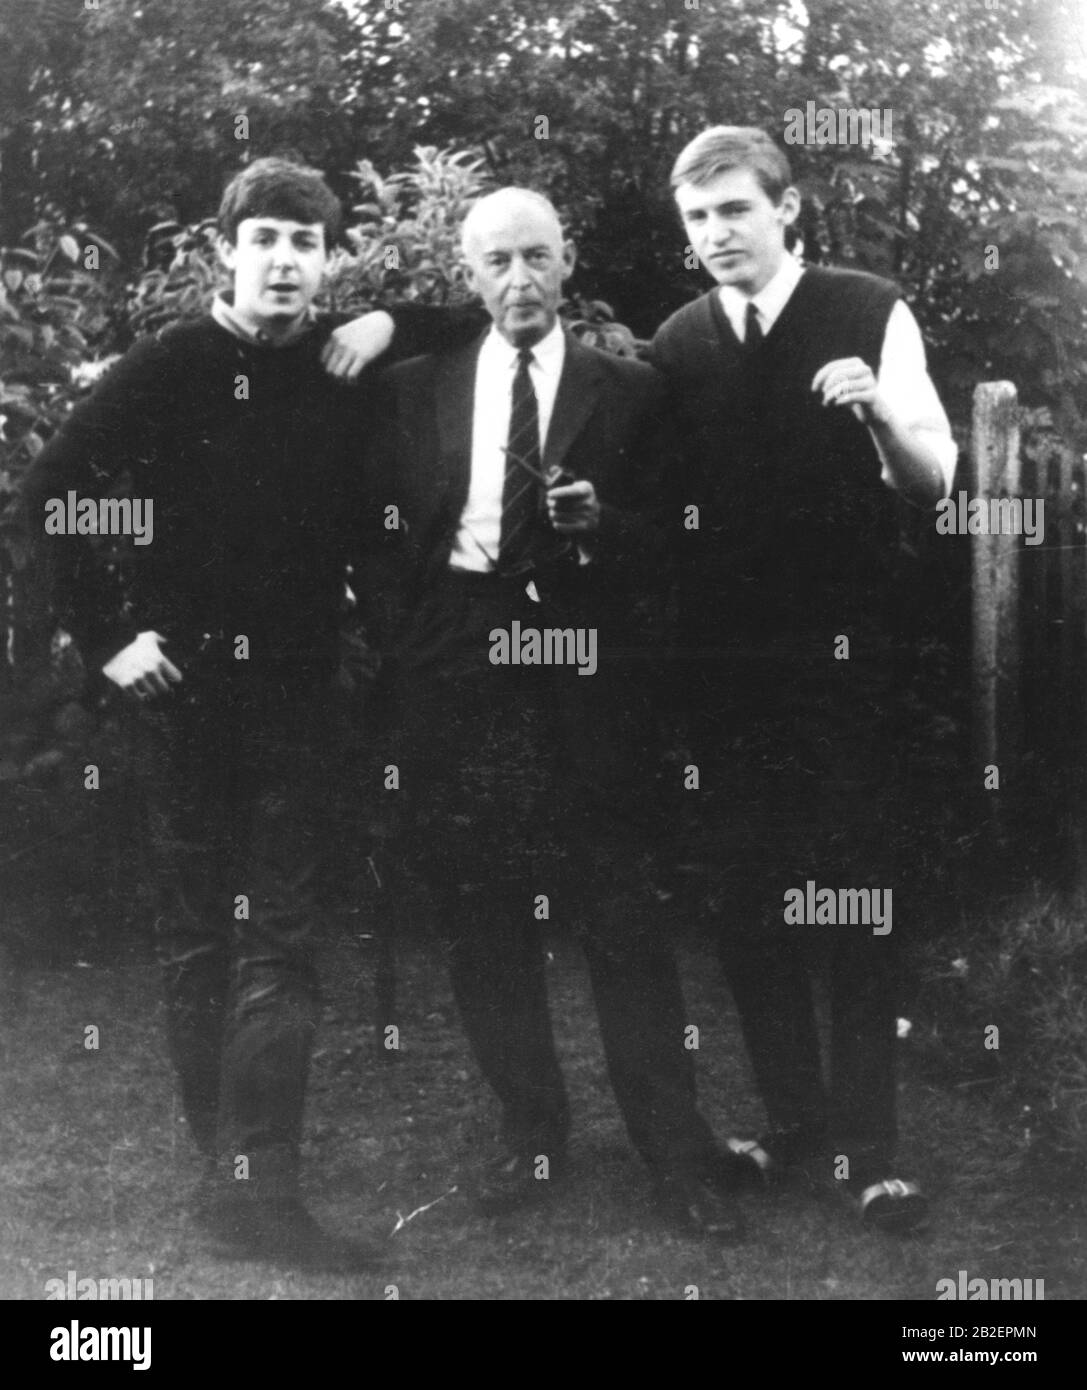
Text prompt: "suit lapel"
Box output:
[[433, 334, 485, 522], [543, 331, 604, 476]]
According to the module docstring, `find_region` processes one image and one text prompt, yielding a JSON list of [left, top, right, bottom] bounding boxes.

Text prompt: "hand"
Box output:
[[811, 357, 892, 426], [102, 631, 182, 700], [320, 311, 395, 381], [546, 480, 600, 536]]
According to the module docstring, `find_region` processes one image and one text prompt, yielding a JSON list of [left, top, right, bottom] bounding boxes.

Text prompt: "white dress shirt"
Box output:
[[449, 321, 567, 572], [718, 255, 958, 493]]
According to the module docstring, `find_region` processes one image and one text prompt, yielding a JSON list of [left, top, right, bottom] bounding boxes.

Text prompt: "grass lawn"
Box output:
[[1, 899, 1083, 1302]]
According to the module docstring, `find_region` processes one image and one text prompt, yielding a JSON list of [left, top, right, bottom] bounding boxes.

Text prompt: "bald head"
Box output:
[[461, 188, 564, 257], [461, 187, 576, 347]]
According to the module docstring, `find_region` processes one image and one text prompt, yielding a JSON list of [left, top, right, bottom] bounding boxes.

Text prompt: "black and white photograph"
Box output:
[[0, 0, 1083, 1328]]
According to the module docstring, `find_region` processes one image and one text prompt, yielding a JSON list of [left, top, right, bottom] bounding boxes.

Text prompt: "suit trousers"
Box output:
[[683, 626, 902, 1175], [383, 569, 717, 1175], [137, 667, 359, 1197]]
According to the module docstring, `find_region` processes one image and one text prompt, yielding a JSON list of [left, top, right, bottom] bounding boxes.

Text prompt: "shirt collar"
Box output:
[[212, 292, 317, 347], [718, 254, 804, 338], [482, 319, 566, 374]]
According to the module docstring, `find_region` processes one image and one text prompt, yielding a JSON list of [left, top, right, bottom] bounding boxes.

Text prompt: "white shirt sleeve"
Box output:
[[876, 300, 958, 495]]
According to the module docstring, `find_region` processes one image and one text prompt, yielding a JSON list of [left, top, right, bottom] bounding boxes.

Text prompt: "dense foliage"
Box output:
[[0, 0, 1084, 428]]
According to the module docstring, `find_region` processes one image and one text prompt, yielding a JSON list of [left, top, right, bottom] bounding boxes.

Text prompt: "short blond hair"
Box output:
[[671, 127, 792, 204]]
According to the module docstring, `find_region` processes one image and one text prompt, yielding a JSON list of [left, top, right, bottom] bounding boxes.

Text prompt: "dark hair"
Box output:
[[670, 126, 793, 205], [217, 157, 343, 247]]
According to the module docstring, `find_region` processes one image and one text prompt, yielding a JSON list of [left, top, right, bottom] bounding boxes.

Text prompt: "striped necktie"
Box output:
[[498, 347, 543, 574]]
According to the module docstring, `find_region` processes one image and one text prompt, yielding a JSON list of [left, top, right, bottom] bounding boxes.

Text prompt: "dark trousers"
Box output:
[[139, 671, 358, 1197], [684, 628, 902, 1174], [384, 570, 717, 1175]]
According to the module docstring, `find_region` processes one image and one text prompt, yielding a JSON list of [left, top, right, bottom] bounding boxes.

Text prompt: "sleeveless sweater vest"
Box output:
[[652, 266, 902, 640]]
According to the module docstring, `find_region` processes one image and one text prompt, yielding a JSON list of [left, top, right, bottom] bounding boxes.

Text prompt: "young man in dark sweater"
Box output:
[[649, 127, 956, 1231], [20, 157, 466, 1272]]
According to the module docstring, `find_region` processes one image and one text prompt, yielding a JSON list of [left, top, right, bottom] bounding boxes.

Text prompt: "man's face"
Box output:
[[463, 200, 575, 347], [218, 217, 328, 332], [675, 167, 799, 296]]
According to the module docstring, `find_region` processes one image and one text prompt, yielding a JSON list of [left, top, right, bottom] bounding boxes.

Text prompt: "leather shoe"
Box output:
[[475, 1147, 567, 1215], [843, 1175, 930, 1234], [715, 1125, 827, 1192], [653, 1168, 746, 1241]]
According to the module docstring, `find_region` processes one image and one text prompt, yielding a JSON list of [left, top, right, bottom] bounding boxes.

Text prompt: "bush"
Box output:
[[0, 221, 121, 684], [126, 147, 643, 354]]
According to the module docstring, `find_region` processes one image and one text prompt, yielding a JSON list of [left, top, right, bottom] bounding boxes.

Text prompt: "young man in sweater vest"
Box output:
[[649, 126, 957, 1231], [20, 157, 468, 1272]]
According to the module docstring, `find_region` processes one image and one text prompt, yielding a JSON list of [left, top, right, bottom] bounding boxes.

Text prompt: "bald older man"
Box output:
[[360, 188, 738, 1240]]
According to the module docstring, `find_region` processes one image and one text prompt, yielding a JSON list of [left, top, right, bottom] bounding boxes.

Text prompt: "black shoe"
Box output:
[[195, 1193, 380, 1274], [475, 1147, 567, 1215], [715, 1125, 827, 1192], [653, 1169, 746, 1241], [840, 1175, 930, 1234]]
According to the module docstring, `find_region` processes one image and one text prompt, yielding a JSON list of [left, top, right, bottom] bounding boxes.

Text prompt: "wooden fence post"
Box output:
[[970, 381, 1021, 830]]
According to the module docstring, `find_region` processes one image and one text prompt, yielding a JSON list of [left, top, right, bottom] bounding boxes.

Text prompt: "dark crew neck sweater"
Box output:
[[21, 305, 477, 687], [650, 266, 902, 638]]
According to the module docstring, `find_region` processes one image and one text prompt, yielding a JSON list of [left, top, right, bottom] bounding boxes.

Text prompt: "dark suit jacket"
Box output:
[[361, 328, 679, 670]]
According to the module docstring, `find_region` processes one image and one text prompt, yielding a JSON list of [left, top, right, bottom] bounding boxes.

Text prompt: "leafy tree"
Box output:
[[344, 0, 1087, 433], [4, 0, 1086, 429], [0, 0, 371, 257]]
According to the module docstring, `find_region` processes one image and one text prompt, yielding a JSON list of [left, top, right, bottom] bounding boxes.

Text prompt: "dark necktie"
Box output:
[[744, 300, 764, 353], [498, 347, 543, 574]]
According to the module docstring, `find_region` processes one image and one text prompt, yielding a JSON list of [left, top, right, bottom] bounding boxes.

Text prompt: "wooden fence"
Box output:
[[971, 381, 1087, 861]]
